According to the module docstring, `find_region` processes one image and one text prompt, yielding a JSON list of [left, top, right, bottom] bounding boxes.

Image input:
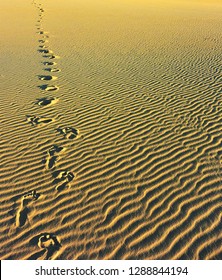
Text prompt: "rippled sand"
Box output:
[[1, 0, 222, 259]]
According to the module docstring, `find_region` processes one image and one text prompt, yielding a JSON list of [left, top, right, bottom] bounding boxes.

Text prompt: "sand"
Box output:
[[1, 0, 222, 260]]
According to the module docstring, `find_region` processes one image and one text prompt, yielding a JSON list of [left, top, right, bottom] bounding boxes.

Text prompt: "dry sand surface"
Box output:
[[1, 0, 222, 260]]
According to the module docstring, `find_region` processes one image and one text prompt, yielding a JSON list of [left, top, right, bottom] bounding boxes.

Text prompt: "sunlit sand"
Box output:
[[1, 0, 222, 260]]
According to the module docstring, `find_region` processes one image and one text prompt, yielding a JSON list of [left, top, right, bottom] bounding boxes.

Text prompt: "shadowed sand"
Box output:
[[1, 0, 222, 260]]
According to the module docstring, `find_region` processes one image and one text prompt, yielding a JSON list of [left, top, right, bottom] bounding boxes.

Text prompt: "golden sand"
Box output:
[[1, 0, 222, 259]]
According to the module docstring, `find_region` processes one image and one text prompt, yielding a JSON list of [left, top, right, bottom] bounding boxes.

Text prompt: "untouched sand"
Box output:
[[1, 0, 222, 260]]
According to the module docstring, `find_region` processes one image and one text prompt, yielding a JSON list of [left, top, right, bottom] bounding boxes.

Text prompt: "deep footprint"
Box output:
[[38, 49, 53, 54], [39, 39, 48, 43], [39, 85, 59, 91], [26, 115, 54, 126], [36, 97, 58, 107], [45, 156, 57, 170], [16, 207, 29, 227], [43, 55, 60, 59], [44, 68, 61, 72], [38, 31, 49, 35], [16, 190, 40, 227], [55, 182, 68, 192], [57, 127, 79, 139], [29, 233, 61, 260], [45, 145, 64, 169], [43, 61, 57, 66], [38, 75, 57, 81], [47, 145, 64, 156], [39, 45, 48, 49]]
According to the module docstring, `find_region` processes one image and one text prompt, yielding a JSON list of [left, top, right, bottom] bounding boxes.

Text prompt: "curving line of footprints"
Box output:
[[13, 0, 80, 259]]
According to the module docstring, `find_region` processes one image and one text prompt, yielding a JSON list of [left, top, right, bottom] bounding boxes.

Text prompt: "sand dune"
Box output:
[[0, 0, 222, 260]]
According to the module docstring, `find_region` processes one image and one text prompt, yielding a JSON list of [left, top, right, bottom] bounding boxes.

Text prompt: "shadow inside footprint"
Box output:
[[38, 49, 51, 54], [39, 45, 48, 49], [45, 145, 64, 170], [15, 190, 40, 227], [36, 97, 58, 107], [43, 54, 60, 59], [48, 145, 64, 156], [27, 249, 46, 260], [56, 127, 79, 139], [46, 156, 57, 170], [44, 68, 61, 72], [43, 61, 57, 66], [38, 75, 57, 81], [39, 39, 48, 43], [38, 31, 48, 35], [29, 232, 61, 260], [16, 207, 29, 227], [56, 182, 68, 192], [38, 85, 59, 91]]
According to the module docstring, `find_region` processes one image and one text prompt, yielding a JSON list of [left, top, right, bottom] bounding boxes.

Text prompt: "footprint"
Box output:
[[38, 234, 61, 259], [16, 207, 29, 227], [39, 39, 48, 43], [53, 170, 75, 192], [38, 75, 57, 81], [39, 45, 48, 49], [16, 190, 40, 227], [26, 115, 54, 126], [54, 170, 75, 182], [44, 68, 61, 73], [39, 85, 59, 91], [29, 233, 61, 260], [38, 49, 53, 54], [47, 145, 64, 156], [55, 182, 68, 192], [43, 61, 57, 66], [23, 190, 40, 202], [36, 97, 58, 107], [57, 127, 79, 140], [45, 156, 57, 170], [43, 55, 60, 60], [45, 145, 64, 170], [38, 31, 49, 35]]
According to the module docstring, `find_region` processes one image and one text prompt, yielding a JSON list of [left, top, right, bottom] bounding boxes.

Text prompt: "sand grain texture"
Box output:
[[1, 0, 222, 260]]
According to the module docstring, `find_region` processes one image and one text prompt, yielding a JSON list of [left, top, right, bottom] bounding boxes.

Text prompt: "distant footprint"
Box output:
[[36, 97, 58, 107], [39, 45, 48, 49], [26, 115, 54, 126], [44, 68, 61, 73], [43, 61, 57, 66], [39, 39, 48, 44], [38, 49, 53, 54], [57, 127, 79, 140], [16, 190, 40, 227], [43, 54, 60, 60], [39, 85, 59, 91], [38, 75, 57, 81], [38, 31, 49, 35]]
